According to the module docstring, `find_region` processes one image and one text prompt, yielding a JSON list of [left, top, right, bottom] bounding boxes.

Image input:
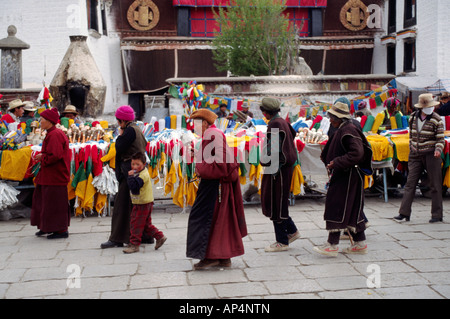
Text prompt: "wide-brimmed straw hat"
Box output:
[[415, 93, 439, 109], [62, 104, 79, 115], [328, 102, 351, 119], [7, 99, 25, 111], [23, 101, 37, 112]]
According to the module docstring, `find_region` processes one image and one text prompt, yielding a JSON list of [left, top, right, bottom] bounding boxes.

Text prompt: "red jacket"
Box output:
[[1, 113, 15, 123], [35, 126, 71, 186]]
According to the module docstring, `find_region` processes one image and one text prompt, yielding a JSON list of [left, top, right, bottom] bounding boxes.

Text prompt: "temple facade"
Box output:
[[0, 0, 397, 118]]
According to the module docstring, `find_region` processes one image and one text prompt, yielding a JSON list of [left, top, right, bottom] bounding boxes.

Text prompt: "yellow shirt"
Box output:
[[129, 168, 154, 204]]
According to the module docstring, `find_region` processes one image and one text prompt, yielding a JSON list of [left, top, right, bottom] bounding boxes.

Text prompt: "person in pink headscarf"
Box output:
[[354, 101, 372, 117], [381, 97, 402, 128], [101, 105, 148, 249]]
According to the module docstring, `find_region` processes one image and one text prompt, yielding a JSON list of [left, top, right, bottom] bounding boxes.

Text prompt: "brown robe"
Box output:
[[186, 125, 247, 260], [320, 121, 372, 233], [260, 116, 298, 221]]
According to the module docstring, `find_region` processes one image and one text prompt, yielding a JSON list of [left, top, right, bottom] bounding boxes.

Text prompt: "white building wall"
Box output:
[[415, 0, 438, 77], [0, 0, 126, 115], [435, 0, 450, 79], [373, 0, 450, 80], [371, 3, 388, 74]]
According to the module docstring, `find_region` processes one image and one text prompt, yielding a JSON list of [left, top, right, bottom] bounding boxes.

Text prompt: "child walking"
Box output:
[[124, 152, 167, 254]]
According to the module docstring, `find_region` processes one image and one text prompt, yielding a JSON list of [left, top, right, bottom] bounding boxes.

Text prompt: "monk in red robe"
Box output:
[[186, 109, 247, 270], [31, 108, 71, 239]]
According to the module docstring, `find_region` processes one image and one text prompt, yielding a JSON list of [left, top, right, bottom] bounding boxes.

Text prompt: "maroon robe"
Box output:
[[260, 116, 298, 221], [31, 126, 71, 233], [186, 125, 247, 260]]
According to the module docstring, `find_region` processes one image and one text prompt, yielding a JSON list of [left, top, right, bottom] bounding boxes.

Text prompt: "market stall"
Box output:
[[2, 79, 450, 215]]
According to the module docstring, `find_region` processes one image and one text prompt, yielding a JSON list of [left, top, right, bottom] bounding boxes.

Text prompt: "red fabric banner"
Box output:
[[172, 0, 327, 7]]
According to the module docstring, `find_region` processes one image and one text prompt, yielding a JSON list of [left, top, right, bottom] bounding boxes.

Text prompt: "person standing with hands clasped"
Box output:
[[395, 94, 445, 223], [31, 108, 71, 239], [123, 152, 166, 254]]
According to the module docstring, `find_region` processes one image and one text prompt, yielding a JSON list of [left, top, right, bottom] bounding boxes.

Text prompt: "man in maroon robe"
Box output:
[[186, 109, 247, 270], [31, 108, 71, 239]]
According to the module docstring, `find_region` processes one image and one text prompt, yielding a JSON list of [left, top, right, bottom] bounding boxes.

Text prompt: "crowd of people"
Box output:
[[1, 90, 447, 270]]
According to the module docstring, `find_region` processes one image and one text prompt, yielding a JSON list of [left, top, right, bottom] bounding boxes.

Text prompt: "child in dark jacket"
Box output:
[[123, 152, 166, 254]]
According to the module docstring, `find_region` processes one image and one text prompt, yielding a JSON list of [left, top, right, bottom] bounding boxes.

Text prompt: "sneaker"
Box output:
[[287, 231, 301, 244], [265, 242, 289, 252], [313, 243, 339, 257], [123, 245, 140, 254], [155, 236, 167, 250], [341, 242, 368, 255]]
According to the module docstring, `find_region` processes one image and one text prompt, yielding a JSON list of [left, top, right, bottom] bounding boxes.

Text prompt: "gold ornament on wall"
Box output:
[[340, 0, 369, 31], [127, 0, 160, 31]]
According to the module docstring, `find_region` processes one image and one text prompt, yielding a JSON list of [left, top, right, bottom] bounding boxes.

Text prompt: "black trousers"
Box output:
[[328, 230, 366, 245], [273, 217, 298, 245]]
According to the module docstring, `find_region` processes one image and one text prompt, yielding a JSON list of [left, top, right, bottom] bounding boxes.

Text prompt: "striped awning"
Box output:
[[172, 0, 327, 7]]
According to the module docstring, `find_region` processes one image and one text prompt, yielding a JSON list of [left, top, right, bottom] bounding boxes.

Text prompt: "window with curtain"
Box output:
[[388, 0, 397, 34], [189, 7, 310, 38], [404, 0, 417, 28], [403, 40, 416, 73]]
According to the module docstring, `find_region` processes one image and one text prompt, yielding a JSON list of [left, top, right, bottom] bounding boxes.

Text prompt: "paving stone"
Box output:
[[159, 284, 218, 299], [264, 279, 323, 294], [374, 285, 444, 299], [299, 263, 360, 279], [188, 269, 247, 285], [1, 196, 450, 299], [129, 272, 187, 289], [214, 282, 269, 298], [6, 279, 67, 298], [101, 288, 158, 299]]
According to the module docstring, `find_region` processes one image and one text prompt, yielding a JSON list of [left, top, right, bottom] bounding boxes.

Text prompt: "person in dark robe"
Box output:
[[186, 109, 247, 270], [314, 102, 373, 257], [101, 105, 147, 249], [259, 97, 300, 252], [31, 108, 71, 239]]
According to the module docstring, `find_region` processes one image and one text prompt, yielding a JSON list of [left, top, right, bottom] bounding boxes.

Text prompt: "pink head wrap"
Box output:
[[115, 105, 135, 121]]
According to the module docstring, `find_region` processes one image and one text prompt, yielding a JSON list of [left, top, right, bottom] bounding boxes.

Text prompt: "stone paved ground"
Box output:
[[1, 193, 450, 299]]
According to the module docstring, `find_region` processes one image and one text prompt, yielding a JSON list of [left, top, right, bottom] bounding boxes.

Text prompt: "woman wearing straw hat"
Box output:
[[394, 93, 445, 223], [314, 102, 373, 257]]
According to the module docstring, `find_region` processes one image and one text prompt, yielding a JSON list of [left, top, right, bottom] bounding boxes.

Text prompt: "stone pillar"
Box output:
[[0, 25, 30, 88]]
